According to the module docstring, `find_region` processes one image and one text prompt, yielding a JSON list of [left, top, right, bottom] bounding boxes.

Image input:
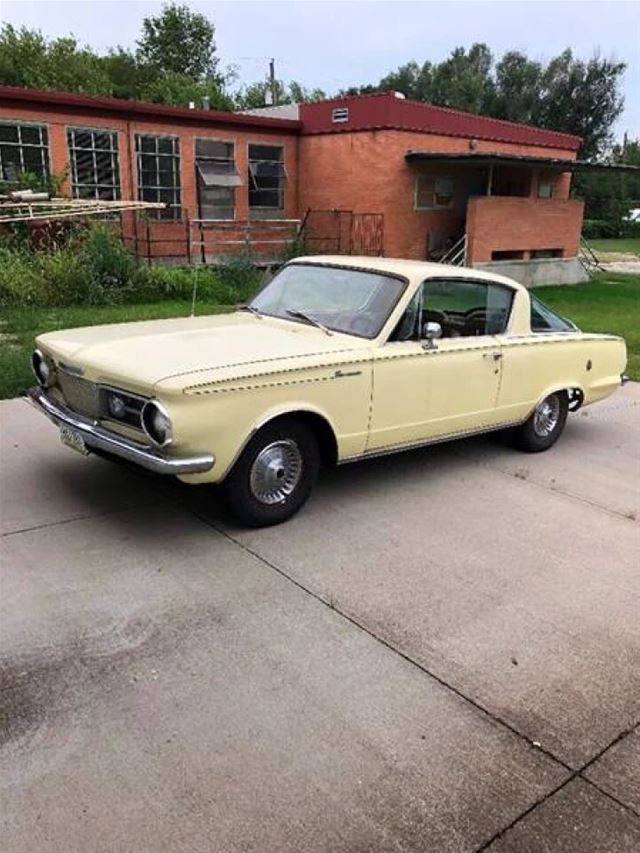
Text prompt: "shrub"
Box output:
[[583, 218, 640, 240], [79, 223, 138, 303], [0, 246, 42, 306], [0, 221, 264, 308]]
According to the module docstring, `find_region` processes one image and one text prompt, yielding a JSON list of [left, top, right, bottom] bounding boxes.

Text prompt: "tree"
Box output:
[[142, 72, 234, 110], [429, 44, 495, 114], [575, 137, 640, 231], [0, 7, 234, 108], [351, 44, 626, 160], [136, 2, 220, 81], [102, 48, 152, 101], [234, 78, 326, 109], [0, 24, 111, 94], [535, 50, 625, 160], [491, 52, 543, 124]]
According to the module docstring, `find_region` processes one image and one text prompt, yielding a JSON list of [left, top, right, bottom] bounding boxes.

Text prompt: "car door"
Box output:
[[367, 276, 513, 451]]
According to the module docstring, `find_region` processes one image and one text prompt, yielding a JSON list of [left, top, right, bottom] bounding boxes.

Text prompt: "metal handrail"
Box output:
[[438, 233, 467, 266]]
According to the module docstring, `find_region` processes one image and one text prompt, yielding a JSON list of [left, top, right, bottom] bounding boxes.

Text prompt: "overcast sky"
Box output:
[[2, 0, 639, 139]]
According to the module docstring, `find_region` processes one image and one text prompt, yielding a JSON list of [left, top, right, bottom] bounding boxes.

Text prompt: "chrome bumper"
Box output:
[[26, 386, 215, 476]]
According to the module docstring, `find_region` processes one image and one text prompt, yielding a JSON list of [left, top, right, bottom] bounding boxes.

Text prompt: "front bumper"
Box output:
[[26, 386, 215, 476]]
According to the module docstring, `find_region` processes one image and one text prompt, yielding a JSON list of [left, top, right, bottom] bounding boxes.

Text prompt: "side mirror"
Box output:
[[422, 321, 442, 349]]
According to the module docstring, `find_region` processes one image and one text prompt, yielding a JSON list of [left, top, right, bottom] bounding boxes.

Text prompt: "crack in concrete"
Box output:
[[188, 507, 574, 771], [184, 507, 640, 850], [481, 458, 638, 523], [476, 722, 640, 850], [0, 497, 171, 539]]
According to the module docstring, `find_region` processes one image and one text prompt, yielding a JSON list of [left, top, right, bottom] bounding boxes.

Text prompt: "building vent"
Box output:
[[332, 107, 349, 123]]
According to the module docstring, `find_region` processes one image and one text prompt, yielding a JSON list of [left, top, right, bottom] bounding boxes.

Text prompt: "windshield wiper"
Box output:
[[285, 309, 333, 336], [237, 304, 263, 318]]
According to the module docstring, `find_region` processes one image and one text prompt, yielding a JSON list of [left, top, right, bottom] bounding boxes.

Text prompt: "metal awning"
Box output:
[[196, 162, 242, 187], [405, 151, 640, 173]]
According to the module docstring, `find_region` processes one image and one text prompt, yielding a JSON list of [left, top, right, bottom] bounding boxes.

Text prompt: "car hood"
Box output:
[[37, 312, 370, 391]]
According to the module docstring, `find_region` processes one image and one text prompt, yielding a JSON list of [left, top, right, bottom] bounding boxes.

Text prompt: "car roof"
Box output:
[[290, 255, 526, 292]]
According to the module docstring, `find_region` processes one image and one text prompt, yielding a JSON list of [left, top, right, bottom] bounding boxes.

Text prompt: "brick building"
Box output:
[[0, 85, 608, 284]]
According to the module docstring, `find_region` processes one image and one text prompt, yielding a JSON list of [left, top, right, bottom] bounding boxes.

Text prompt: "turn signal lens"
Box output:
[[107, 393, 126, 419]]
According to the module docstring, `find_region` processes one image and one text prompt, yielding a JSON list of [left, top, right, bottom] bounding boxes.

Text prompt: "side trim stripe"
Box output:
[[338, 418, 525, 464]]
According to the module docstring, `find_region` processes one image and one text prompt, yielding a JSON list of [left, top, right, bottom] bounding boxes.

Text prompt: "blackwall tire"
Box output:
[[224, 418, 320, 527], [512, 391, 569, 453]]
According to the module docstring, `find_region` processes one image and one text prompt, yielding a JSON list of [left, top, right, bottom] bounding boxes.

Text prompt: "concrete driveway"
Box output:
[[1, 385, 639, 852]]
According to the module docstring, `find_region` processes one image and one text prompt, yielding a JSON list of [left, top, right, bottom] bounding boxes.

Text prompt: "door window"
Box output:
[[393, 278, 513, 340], [423, 279, 513, 337]]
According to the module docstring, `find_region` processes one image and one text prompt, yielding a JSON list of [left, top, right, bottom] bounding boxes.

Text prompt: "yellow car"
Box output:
[[29, 257, 627, 526]]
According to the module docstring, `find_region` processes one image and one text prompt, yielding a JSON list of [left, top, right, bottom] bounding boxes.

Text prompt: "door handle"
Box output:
[[483, 351, 502, 362]]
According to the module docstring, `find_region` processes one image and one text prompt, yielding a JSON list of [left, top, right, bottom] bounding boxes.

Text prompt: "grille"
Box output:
[[57, 371, 101, 418]]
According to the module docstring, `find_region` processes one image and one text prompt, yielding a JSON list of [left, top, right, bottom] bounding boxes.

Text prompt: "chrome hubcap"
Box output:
[[533, 395, 560, 437], [249, 439, 302, 505]]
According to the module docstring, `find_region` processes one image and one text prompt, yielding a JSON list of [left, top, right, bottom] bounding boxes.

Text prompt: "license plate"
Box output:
[[59, 425, 90, 455]]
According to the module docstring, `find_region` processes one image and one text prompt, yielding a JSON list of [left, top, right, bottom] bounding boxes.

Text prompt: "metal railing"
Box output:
[[578, 236, 602, 274], [437, 234, 467, 266]]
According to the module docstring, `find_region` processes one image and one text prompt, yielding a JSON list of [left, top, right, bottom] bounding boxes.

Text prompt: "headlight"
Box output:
[[141, 400, 172, 447], [32, 349, 54, 387], [107, 392, 126, 419]]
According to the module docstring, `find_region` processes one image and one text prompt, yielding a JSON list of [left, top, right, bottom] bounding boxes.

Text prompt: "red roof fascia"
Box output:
[[0, 85, 301, 132], [300, 92, 582, 152]]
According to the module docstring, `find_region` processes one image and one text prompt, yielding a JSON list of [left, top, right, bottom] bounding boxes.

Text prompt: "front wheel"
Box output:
[[224, 418, 319, 527], [511, 391, 569, 452]]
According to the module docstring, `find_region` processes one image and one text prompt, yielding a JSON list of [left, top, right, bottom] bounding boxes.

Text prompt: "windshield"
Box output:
[[530, 294, 578, 332], [250, 264, 406, 338]]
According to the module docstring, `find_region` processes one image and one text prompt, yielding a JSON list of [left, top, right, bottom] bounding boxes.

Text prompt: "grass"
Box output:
[[532, 272, 639, 380], [0, 300, 231, 400], [586, 237, 640, 256], [1, 272, 638, 400]]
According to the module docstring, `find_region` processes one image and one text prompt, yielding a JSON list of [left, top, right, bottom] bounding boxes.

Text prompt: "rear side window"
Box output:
[[530, 294, 576, 332]]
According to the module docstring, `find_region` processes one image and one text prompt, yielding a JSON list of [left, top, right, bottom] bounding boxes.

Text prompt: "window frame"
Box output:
[[414, 175, 456, 211], [529, 293, 577, 334], [194, 136, 238, 221], [67, 125, 121, 201], [0, 120, 50, 183], [134, 132, 182, 220], [537, 177, 555, 199], [250, 261, 410, 340], [247, 141, 287, 215]]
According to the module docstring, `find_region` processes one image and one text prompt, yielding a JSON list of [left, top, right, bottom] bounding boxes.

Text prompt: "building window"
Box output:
[[415, 176, 455, 210], [537, 178, 554, 199], [248, 144, 286, 216], [135, 134, 181, 219], [332, 107, 349, 123], [67, 127, 120, 200], [195, 139, 241, 220], [0, 121, 50, 182]]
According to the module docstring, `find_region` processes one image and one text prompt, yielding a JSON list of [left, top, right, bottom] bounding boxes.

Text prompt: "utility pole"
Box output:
[[269, 58, 278, 106]]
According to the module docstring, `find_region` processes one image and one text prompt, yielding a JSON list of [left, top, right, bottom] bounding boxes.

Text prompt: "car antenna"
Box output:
[[190, 265, 199, 318]]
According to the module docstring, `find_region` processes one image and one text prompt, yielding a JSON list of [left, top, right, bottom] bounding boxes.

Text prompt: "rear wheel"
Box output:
[[512, 391, 568, 452], [224, 418, 319, 527]]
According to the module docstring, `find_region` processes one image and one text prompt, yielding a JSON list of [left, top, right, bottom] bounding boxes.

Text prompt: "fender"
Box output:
[[220, 402, 340, 480], [526, 383, 585, 419]]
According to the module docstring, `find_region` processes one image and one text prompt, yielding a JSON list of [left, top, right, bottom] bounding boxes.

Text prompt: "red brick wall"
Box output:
[[465, 196, 584, 262], [297, 128, 579, 259]]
